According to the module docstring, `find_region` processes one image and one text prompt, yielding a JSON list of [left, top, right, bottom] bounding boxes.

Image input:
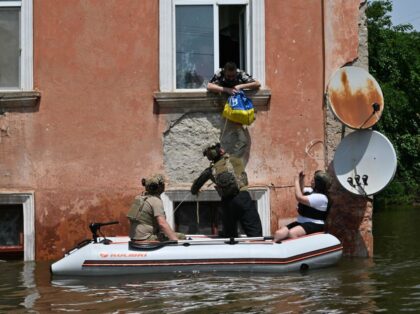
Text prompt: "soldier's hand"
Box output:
[[190, 186, 199, 195]]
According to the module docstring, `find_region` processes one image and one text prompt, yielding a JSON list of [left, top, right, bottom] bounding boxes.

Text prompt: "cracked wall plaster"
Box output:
[[163, 113, 251, 185]]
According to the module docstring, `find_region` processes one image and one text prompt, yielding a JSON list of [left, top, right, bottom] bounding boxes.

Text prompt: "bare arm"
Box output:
[[207, 82, 236, 95], [156, 216, 178, 240], [235, 80, 261, 91], [295, 171, 310, 206]]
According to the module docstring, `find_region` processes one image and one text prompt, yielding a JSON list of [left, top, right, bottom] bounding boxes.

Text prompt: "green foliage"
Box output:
[[367, 0, 420, 207]]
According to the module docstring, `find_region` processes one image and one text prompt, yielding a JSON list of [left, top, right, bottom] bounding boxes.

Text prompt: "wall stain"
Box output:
[[38, 193, 132, 260]]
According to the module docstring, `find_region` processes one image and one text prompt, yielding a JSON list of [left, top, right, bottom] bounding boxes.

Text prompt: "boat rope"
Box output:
[[172, 193, 190, 214], [219, 117, 228, 141], [249, 184, 294, 190], [196, 198, 200, 225]]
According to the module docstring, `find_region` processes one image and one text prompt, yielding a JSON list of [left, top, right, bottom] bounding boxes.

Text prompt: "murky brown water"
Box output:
[[1, 208, 420, 313]]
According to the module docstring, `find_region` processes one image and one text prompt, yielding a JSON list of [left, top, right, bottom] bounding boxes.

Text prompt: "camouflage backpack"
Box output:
[[212, 155, 241, 198]]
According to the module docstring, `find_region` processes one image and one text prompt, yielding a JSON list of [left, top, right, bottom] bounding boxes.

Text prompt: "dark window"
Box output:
[[0, 204, 23, 246], [0, 204, 24, 260], [219, 5, 246, 70], [174, 201, 222, 235], [174, 199, 257, 236]]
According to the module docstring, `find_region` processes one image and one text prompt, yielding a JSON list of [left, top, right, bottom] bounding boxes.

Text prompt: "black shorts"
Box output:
[[286, 221, 325, 235]]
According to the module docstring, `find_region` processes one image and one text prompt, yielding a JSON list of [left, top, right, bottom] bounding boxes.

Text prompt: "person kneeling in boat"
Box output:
[[190, 143, 262, 238], [274, 170, 332, 242], [127, 174, 185, 242]]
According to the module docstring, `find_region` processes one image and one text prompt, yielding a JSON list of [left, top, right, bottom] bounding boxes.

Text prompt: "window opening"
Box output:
[[175, 5, 214, 89], [0, 0, 33, 91], [174, 201, 221, 235], [160, 0, 265, 92], [0, 193, 35, 261], [0, 7, 20, 89], [162, 189, 270, 236], [0, 204, 24, 260], [174, 3, 247, 89], [174, 200, 257, 236], [219, 5, 246, 70]]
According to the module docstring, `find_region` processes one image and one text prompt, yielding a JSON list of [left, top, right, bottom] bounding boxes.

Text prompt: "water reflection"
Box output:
[[1, 208, 420, 313], [21, 262, 40, 310], [46, 263, 385, 313]]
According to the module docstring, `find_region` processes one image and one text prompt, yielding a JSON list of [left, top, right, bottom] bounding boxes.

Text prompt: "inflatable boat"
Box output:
[[51, 221, 343, 276]]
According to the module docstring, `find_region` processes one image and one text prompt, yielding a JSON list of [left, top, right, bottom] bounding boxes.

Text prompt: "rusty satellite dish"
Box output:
[[333, 130, 397, 196], [326, 66, 384, 129]]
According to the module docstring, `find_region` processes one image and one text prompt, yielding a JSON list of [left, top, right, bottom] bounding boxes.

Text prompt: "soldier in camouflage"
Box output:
[[127, 174, 185, 241], [191, 143, 262, 238]]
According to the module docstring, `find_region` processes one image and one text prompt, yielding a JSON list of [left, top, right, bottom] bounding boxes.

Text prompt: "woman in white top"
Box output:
[[274, 170, 332, 242]]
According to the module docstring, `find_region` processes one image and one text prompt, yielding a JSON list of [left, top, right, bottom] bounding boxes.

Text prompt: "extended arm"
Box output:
[[295, 172, 310, 206], [191, 167, 212, 195], [156, 216, 178, 240], [207, 82, 237, 95], [235, 80, 261, 91]]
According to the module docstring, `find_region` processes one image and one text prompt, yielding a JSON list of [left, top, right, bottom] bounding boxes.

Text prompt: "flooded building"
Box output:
[[0, 0, 371, 261]]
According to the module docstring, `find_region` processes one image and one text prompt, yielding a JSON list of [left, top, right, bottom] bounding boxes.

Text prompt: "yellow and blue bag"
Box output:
[[222, 91, 255, 125]]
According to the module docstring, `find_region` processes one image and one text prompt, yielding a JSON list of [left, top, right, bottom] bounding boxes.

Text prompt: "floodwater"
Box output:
[[1, 208, 420, 313]]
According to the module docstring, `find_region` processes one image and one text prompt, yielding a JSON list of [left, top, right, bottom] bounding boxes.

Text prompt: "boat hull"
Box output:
[[51, 233, 343, 276]]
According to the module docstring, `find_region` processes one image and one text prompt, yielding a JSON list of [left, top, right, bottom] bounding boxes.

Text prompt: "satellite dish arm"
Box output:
[[358, 103, 381, 129]]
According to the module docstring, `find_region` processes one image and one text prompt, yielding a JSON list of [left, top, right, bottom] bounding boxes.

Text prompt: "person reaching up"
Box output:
[[274, 170, 332, 242]]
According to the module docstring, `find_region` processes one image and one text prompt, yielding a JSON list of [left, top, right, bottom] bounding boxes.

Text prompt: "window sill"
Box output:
[[154, 89, 271, 114], [0, 91, 41, 112]]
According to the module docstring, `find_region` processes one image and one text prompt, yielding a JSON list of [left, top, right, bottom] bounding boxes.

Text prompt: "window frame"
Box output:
[[0, 192, 35, 261], [0, 0, 33, 91], [159, 0, 265, 92], [161, 189, 271, 237]]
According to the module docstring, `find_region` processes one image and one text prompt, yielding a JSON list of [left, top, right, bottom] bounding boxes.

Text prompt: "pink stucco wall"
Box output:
[[253, 0, 325, 234], [33, 0, 162, 259], [0, 0, 365, 260]]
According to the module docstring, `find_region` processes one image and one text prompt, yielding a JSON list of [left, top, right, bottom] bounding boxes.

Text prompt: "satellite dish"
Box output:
[[326, 66, 384, 129], [333, 130, 397, 196]]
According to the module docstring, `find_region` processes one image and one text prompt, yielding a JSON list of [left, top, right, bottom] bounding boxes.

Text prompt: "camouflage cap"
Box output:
[[142, 174, 165, 188], [203, 143, 222, 161]]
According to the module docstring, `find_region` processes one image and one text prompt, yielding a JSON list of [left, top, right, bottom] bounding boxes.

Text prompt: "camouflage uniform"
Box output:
[[191, 146, 262, 238], [128, 175, 185, 241]]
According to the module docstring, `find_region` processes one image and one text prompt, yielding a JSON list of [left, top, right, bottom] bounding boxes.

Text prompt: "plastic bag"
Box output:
[[222, 91, 255, 125]]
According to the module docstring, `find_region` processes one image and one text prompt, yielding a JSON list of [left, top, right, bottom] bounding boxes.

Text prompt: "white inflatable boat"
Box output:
[[51, 221, 343, 276]]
